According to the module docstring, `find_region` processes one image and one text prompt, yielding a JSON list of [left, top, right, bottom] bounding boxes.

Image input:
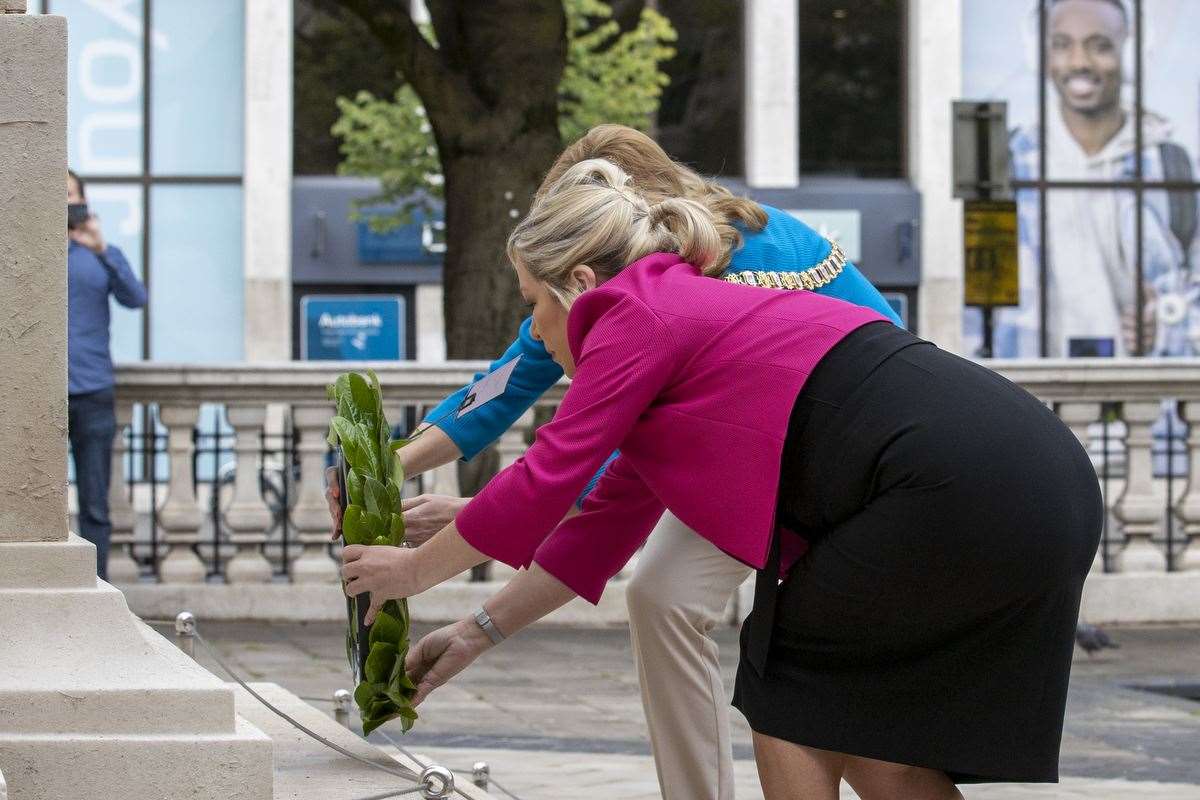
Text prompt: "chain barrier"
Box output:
[[153, 613, 527, 800], [167, 613, 455, 799]]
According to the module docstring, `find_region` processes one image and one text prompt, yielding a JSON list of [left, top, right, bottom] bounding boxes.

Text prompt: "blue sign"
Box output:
[[301, 296, 405, 361]]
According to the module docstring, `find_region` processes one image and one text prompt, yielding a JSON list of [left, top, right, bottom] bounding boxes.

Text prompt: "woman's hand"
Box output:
[[401, 494, 472, 546], [341, 544, 423, 623], [325, 466, 342, 541], [405, 618, 494, 706]]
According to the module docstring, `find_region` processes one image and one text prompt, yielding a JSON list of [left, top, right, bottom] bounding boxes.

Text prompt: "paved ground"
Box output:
[[155, 620, 1200, 799]]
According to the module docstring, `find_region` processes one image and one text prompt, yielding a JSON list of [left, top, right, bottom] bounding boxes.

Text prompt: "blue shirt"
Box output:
[[422, 204, 902, 500], [67, 241, 146, 395]]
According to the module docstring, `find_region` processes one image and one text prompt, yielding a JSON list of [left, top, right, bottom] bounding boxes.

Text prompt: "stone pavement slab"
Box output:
[[399, 746, 1200, 800], [161, 620, 1200, 798]]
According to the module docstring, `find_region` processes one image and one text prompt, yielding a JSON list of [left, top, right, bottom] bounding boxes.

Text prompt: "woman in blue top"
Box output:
[[329, 125, 901, 800]]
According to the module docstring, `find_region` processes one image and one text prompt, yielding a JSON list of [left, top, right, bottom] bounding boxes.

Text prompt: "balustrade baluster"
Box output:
[[156, 403, 207, 583], [290, 403, 340, 583], [223, 403, 274, 583], [106, 398, 140, 582], [1176, 401, 1200, 571], [1113, 401, 1168, 572]]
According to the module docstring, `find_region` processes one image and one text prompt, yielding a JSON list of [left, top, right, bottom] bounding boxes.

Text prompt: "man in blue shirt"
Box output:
[[67, 170, 147, 579]]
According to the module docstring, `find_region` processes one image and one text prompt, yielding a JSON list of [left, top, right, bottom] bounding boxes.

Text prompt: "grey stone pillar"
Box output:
[[0, 9, 67, 544]]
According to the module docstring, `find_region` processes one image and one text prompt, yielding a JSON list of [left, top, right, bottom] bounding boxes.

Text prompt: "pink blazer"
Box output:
[[456, 252, 888, 602]]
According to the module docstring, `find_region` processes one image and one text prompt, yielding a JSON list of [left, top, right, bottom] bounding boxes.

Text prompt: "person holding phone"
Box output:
[[66, 169, 146, 580]]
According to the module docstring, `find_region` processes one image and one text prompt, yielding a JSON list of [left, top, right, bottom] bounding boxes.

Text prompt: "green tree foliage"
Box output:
[[331, 0, 675, 232]]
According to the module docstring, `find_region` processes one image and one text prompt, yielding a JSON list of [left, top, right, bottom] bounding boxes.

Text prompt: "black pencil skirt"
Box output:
[[732, 322, 1103, 784]]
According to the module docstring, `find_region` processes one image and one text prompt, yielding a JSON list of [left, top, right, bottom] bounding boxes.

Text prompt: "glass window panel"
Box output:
[[1142, 0, 1200, 186], [1044, 0, 1138, 181], [962, 187, 1043, 358], [1042, 188, 1138, 357], [962, 0, 1042, 180], [149, 185, 244, 361], [1142, 187, 1200, 356], [655, 0, 743, 176], [29, 0, 45, 13], [151, 0, 244, 175], [58, 0, 145, 175], [798, 0, 902, 178], [86, 183, 145, 361]]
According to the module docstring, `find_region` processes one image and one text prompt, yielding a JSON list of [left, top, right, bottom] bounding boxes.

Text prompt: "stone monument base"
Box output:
[[0, 534, 273, 800]]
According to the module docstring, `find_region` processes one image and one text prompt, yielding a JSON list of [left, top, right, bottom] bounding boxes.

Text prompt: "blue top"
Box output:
[[423, 204, 902, 501], [67, 242, 147, 395]]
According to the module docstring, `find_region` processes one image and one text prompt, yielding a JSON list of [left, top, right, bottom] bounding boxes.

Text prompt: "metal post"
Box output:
[[472, 761, 490, 790], [419, 765, 454, 800], [333, 689, 352, 729], [175, 611, 197, 658]]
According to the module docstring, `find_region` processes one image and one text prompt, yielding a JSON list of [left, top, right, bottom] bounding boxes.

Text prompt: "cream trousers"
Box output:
[[627, 510, 753, 800]]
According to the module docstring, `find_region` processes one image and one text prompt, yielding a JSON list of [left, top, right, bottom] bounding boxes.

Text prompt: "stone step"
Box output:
[[0, 581, 239, 735]]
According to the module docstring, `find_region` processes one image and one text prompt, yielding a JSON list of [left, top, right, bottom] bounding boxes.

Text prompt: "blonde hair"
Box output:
[[537, 125, 767, 274], [508, 159, 722, 308]]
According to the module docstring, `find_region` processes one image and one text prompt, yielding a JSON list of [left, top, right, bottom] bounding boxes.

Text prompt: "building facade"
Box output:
[[29, 0, 1200, 365]]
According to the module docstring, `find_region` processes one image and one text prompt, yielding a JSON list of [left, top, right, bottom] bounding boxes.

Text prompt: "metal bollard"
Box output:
[[419, 765, 454, 800], [333, 689, 352, 729], [174, 611, 197, 659], [471, 761, 490, 790]]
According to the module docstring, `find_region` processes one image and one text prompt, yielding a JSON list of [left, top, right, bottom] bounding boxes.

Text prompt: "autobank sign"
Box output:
[[301, 296, 405, 361]]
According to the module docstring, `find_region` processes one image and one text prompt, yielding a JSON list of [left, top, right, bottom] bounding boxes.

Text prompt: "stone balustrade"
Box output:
[[101, 357, 1200, 623]]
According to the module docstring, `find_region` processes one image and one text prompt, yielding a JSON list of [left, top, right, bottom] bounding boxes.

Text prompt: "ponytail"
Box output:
[[649, 198, 722, 276]]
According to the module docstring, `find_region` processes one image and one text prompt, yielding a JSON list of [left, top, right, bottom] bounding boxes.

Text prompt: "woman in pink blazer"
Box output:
[[342, 160, 1102, 799]]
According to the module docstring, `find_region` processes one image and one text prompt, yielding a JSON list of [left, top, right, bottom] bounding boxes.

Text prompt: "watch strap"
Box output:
[[473, 606, 506, 645]]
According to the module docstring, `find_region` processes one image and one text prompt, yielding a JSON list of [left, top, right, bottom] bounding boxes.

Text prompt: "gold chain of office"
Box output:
[[722, 240, 847, 291]]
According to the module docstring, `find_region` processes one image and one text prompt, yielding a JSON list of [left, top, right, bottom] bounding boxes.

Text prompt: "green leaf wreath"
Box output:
[[326, 369, 418, 734]]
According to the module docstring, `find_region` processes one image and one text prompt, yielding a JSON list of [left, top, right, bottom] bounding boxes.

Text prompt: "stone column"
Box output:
[[0, 3, 67, 546], [908, 0, 964, 352], [0, 10, 273, 798], [1176, 401, 1200, 571], [743, 0, 798, 188], [156, 402, 207, 583], [1114, 401, 1168, 572], [290, 403, 339, 583], [223, 403, 273, 583], [242, 0, 292, 362], [105, 398, 141, 582], [1059, 402, 1105, 573]]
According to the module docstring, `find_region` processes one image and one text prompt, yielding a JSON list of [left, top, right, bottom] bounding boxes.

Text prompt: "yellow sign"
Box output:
[[963, 200, 1019, 307]]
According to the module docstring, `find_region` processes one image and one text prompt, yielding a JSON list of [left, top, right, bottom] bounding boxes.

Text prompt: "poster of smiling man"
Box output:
[[963, 0, 1200, 359]]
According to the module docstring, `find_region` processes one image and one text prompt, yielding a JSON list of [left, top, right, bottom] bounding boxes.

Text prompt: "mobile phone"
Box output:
[[67, 203, 89, 230]]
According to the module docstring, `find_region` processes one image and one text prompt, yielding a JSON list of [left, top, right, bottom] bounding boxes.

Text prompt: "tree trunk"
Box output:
[[439, 139, 562, 359]]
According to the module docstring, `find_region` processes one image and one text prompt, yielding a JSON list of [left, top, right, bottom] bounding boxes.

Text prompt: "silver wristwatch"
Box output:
[[473, 606, 506, 645]]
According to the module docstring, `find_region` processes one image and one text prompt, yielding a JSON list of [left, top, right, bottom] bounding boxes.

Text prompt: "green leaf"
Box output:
[[389, 512, 405, 547], [363, 511, 385, 538], [370, 609, 404, 647], [367, 368, 384, 414], [348, 372, 377, 416], [341, 505, 371, 546], [353, 680, 376, 709], [390, 450, 405, 490], [363, 475, 390, 516], [386, 482, 400, 515], [364, 641, 397, 684], [389, 438, 408, 453], [346, 468, 365, 507]]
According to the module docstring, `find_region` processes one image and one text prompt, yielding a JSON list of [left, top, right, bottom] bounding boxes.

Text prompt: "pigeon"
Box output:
[[1075, 623, 1120, 656]]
